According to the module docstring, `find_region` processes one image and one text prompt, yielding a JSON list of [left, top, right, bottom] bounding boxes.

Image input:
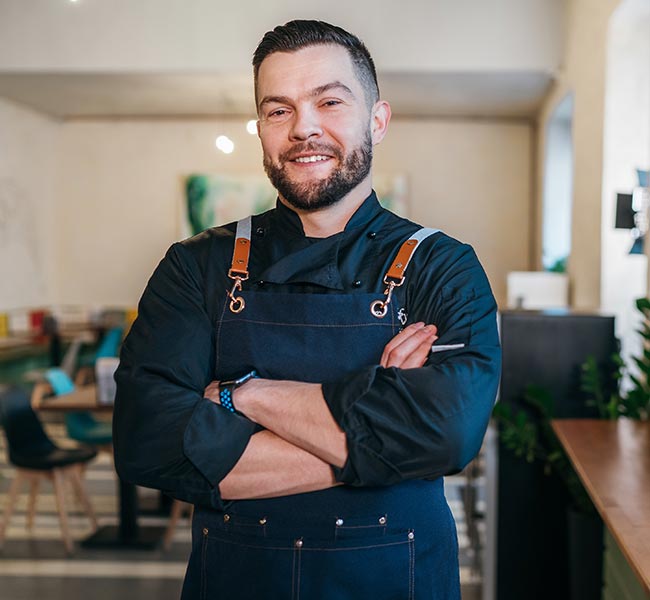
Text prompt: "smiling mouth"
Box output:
[[292, 155, 331, 164]]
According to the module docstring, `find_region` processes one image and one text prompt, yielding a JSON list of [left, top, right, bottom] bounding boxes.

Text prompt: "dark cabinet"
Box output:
[[495, 310, 616, 600]]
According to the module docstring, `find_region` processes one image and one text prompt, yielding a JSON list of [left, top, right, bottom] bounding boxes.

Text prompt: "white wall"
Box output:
[[601, 0, 650, 365], [0, 0, 564, 73], [0, 97, 59, 311], [535, 0, 621, 308], [51, 117, 531, 308]]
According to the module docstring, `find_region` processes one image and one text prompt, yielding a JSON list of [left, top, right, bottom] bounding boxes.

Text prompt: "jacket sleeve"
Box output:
[[322, 242, 501, 487], [113, 242, 257, 509]]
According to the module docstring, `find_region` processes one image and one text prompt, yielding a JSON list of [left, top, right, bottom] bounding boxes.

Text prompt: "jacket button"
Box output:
[[367, 231, 377, 239], [259, 517, 267, 525], [255, 227, 265, 237], [223, 514, 230, 522], [335, 518, 344, 526], [202, 527, 209, 535], [352, 280, 362, 288], [295, 538, 303, 548]]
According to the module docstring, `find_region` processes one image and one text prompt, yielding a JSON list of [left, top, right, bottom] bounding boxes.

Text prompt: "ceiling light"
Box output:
[[246, 120, 257, 135], [215, 135, 234, 154]]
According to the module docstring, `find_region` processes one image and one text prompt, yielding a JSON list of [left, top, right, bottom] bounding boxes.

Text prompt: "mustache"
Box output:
[[279, 143, 343, 163]]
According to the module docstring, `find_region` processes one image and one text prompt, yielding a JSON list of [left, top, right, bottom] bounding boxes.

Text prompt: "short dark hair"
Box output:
[[253, 20, 380, 109]]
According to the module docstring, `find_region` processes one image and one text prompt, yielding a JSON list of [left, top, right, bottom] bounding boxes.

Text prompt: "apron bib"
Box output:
[[181, 222, 460, 600]]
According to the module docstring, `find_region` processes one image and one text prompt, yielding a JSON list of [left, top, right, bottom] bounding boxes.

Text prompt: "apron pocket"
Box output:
[[197, 526, 415, 600], [200, 528, 295, 600], [296, 530, 415, 600]]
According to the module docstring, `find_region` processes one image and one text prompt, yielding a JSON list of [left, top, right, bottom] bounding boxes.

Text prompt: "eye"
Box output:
[[322, 100, 342, 107], [267, 108, 290, 119]]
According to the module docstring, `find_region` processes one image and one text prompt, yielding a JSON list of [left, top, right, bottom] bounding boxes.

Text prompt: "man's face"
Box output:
[[256, 45, 375, 211]]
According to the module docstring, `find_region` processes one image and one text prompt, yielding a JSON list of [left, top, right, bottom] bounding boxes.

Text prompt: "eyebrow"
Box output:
[[258, 81, 356, 110]]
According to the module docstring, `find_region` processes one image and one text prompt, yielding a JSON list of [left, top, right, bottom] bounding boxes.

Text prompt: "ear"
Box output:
[[256, 119, 261, 138], [370, 100, 391, 145]]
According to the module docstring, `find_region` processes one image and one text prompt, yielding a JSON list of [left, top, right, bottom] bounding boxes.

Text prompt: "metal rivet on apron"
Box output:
[[257, 280, 265, 286], [335, 518, 344, 527], [202, 527, 208, 535], [294, 538, 303, 548], [367, 231, 377, 239], [352, 280, 362, 288], [408, 531, 414, 540], [255, 227, 265, 237], [378, 516, 387, 525], [259, 517, 267, 525], [223, 514, 230, 522]]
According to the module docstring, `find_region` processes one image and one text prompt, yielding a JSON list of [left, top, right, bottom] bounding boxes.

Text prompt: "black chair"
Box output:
[[0, 386, 98, 554]]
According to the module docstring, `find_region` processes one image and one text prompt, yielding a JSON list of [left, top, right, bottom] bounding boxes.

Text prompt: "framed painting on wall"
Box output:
[[181, 173, 408, 237]]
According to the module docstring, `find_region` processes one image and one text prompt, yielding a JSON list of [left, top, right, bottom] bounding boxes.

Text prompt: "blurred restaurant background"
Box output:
[[0, 1, 649, 599]]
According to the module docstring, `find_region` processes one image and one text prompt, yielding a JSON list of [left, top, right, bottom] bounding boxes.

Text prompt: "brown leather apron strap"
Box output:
[[371, 228, 440, 318], [227, 217, 252, 313]]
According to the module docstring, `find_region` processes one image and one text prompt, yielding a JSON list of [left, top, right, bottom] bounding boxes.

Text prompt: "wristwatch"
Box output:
[[219, 370, 258, 413]]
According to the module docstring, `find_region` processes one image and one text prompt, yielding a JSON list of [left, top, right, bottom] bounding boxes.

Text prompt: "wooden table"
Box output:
[[35, 386, 166, 549], [33, 385, 111, 411], [552, 419, 650, 596]]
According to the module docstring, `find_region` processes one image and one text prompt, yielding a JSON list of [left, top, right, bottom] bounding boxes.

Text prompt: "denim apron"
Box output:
[[181, 219, 461, 600]]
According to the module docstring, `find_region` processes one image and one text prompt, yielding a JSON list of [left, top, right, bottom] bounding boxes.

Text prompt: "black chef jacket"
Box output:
[[113, 192, 501, 510]]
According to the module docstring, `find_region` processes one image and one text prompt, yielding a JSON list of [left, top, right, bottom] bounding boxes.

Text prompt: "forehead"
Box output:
[[256, 44, 361, 101]]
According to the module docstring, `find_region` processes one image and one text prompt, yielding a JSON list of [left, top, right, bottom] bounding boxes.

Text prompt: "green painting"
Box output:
[[182, 173, 408, 237]]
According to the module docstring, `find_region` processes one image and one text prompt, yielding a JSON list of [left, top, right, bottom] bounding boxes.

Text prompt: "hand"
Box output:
[[380, 321, 438, 369], [204, 380, 220, 404]]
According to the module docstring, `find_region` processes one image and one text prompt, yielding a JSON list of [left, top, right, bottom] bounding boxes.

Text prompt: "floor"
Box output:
[[0, 418, 486, 600]]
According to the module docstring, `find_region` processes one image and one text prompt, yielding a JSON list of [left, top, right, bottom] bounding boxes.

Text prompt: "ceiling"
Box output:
[[0, 71, 552, 120]]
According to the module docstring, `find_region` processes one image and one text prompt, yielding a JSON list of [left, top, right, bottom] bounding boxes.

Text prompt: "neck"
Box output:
[[280, 177, 373, 238]]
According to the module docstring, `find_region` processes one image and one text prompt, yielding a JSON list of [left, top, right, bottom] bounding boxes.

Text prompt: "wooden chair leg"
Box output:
[[67, 465, 98, 532], [26, 476, 40, 532], [0, 470, 25, 549], [51, 468, 74, 555], [163, 499, 188, 551]]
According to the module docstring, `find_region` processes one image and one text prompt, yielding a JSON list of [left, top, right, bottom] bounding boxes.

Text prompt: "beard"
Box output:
[[263, 130, 373, 211]]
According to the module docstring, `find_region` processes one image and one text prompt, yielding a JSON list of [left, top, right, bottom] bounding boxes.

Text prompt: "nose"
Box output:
[[289, 106, 323, 141]]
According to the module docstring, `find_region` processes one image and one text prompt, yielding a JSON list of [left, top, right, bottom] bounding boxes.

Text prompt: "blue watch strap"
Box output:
[[218, 370, 258, 413]]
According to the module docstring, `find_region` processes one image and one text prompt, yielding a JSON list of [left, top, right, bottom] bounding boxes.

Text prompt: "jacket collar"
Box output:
[[254, 191, 382, 289]]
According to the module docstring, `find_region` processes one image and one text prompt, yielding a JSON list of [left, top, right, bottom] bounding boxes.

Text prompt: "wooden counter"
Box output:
[[552, 419, 650, 595]]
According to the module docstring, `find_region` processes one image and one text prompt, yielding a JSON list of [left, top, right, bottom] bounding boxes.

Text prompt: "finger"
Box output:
[[204, 381, 220, 402], [398, 335, 439, 369], [380, 322, 426, 367], [384, 326, 438, 368], [381, 323, 436, 367]]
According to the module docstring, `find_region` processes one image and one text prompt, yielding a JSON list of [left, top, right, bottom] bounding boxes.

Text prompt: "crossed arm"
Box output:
[[206, 322, 438, 500], [114, 242, 500, 509]]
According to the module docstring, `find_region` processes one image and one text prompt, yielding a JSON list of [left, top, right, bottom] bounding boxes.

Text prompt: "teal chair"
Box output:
[[44, 368, 113, 448], [63, 326, 122, 448]]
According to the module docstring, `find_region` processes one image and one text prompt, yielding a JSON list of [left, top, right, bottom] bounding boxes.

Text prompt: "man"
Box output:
[[114, 20, 501, 599]]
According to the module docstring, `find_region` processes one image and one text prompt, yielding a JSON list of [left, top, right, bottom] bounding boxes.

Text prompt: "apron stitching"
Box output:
[[297, 540, 410, 552], [200, 530, 208, 600], [291, 548, 297, 600], [202, 534, 410, 552], [214, 293, 229, 373], [408, 532, 415, 600], [296, 545, 302, 600], [219, 319, 394, 329], [336, 524, 386, 529]]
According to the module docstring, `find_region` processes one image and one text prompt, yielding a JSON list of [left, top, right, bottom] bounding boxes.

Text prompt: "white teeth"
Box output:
[[294, 155, 329, 163]]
